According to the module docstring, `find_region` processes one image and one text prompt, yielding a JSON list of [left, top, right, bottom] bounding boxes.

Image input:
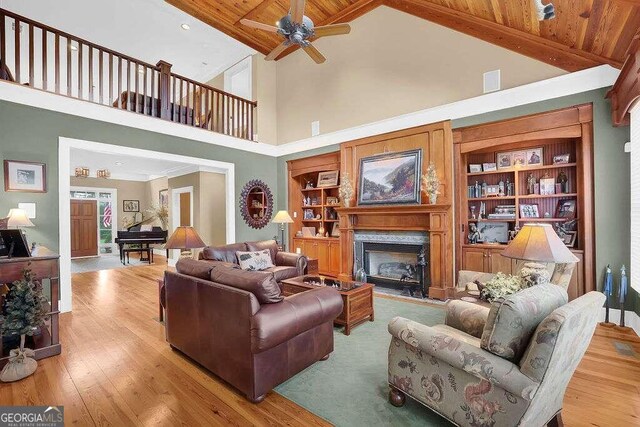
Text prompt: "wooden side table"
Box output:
[[0, 250, 61, 367]]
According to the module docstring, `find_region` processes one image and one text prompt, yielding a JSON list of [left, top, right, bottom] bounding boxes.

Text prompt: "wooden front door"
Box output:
[[71, 200, 98, 258]]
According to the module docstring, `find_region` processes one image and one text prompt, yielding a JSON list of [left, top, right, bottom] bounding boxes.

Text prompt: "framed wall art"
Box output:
[[317, 170, 339, 187], [123, 200, 140, 212], [3, 160, 46, 193], [358, 149, 422, 206]]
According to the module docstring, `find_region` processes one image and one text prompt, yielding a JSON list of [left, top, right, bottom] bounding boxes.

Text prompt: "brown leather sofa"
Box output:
[[164, 258, 343, 403], [199, 239, 307, 282]]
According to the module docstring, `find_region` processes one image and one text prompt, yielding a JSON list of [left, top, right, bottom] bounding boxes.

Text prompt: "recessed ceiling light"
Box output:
[[115, 161, 123, 166], [181, 23, 191, 30], [202, 61, 208, 66]]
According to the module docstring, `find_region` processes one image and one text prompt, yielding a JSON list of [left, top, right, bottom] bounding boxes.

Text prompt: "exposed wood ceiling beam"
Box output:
[[606, 30, 640, 126], [383, 0, 622, 72]]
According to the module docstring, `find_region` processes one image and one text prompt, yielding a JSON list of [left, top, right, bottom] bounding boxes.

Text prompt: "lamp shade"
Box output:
[[272, 210, 294, 224], [6, 208, 34, 228], [501, 223, 579, 263], [165, 226, 205, 250]]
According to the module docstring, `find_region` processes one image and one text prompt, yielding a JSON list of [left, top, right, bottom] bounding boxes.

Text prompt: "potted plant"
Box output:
[[0, 268, 49, 382]]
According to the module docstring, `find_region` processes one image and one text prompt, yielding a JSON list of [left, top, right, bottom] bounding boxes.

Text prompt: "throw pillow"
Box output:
[[480, 283, 568, 363], [236, 249, 275, 271]]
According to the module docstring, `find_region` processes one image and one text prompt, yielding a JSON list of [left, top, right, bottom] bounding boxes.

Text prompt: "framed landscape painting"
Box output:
[[358, 149, 422, 206]]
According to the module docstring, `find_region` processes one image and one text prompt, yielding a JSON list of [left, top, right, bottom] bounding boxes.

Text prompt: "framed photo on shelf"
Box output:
[[555, 199, 576, 219], [539, 177, 555, 195], [496, 153, 512, 169], [123, 200, 140, 212], [482, 163, 497, 172], [302, 227, 316, 237], [553, 153, 570, 164], [477, 221, 509, 244], [526, 148, 543, 166], [519, 204, 540, 218], [512, 151, 527, 167], [469, 164, 483, 173], [3, 160, 47, 193], [331, 222, 340, 237], [358, 149, 422, 206], [326, 196, 339, 205], [303, 209, 315, 220], [317, 170, 339, 187], [561, 231, 577, 248]]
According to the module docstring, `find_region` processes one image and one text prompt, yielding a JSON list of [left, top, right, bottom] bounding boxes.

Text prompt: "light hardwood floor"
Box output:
[[0, 261, 638, 426]]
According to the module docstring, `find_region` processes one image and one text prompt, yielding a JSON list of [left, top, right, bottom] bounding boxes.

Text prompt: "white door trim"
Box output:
[[59, 137, 236, 313]]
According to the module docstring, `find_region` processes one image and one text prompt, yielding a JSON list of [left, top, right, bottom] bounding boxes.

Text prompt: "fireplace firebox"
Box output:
[[354, 231, 429, 297]]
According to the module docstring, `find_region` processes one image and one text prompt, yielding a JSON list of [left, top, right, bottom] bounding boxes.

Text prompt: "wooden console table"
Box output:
[[0, 250, 61, 367]]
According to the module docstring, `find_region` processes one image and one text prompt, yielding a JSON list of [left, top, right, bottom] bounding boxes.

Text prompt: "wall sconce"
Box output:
[[75, 167, 89, 178], [96, 169, 111, 179]]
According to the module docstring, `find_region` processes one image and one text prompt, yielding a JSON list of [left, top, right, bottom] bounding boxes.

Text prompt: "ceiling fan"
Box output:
[[240, 0, 351, 64]]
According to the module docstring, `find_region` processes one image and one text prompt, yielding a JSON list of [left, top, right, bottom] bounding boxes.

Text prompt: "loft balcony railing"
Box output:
[[0, 8, 257, 141]]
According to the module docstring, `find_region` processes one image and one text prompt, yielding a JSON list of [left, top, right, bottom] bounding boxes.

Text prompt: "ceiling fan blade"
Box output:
[[240, 19, 279, 33], [313, 23, 351, 37], [290, 0, 306, 24], [265, 41, 289, 61], [303, 43, 326, 64]]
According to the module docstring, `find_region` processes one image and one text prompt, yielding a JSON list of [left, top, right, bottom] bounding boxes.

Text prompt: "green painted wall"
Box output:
[[0, 100, 280, 251], [276, 88, 638, 314]]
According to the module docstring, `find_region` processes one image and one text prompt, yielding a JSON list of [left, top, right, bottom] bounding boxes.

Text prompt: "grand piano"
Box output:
[[115, 225, 168, 265]]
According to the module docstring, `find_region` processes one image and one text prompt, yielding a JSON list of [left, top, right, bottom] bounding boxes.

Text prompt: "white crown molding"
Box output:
[[0, 65, 619, 158], [274, 65, 620, 156]]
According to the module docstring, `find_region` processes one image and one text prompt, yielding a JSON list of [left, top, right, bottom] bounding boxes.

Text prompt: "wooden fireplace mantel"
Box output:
[[336, 203, 454, 299]]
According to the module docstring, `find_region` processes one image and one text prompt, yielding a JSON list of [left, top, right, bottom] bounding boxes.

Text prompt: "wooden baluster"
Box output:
[[133, 61, 139, 112], [179, 78, 184, 123], [171, 75, 176, 121], [186, 81, 191, 125], [28, 24, 34, 86], [42, 29, 47, 91], [78, 41, 83, 99], [205, 88, 210, 130], [143, 66, 147, 115], [150, 68, 156, 117], [54, 34, 59, 93], [14, 18, 20, 83], [0, 13, 6, 82], [109, 53, 114, 107], [117, 56, 122, 109], [156, 60, 171, 120], [98, 50, 103, 104], [126, 59, 131, 111], [66, 38, 71, 96], [88, 46, 93, 102]]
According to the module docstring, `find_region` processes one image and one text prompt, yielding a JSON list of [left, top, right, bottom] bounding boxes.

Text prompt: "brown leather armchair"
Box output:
[[200, 240, 307, 282], [164, 260, 342, 403]]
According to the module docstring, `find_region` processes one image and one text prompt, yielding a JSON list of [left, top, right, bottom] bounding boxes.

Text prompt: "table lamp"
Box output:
[[272, 210, 293, 251], [501, 223, 579, 285], [165, 226, 205, 259], [6, 208, 35, 230]]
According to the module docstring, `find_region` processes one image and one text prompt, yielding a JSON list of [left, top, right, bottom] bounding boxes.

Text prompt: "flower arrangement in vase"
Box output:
[[422, 162, 441, 204], [339, 173, 354, 207]]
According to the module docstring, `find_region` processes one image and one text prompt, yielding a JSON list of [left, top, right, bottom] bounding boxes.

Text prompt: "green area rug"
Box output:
[[275, 297, 454, 427]]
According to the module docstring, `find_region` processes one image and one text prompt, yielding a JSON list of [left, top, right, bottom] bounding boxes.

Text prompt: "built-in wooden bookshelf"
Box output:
[[453, 104, 595, 300], [287, 152, 342, 277]]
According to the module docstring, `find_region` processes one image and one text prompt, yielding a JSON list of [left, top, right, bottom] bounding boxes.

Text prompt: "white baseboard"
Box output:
[[600, 307, 640, 336]]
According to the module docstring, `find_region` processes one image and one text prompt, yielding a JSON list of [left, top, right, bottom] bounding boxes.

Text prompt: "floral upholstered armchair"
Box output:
[[387, 284, 605, 427]]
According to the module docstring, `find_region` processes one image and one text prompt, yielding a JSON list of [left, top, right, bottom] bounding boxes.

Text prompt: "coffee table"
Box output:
[[281, 275, 374, 335]]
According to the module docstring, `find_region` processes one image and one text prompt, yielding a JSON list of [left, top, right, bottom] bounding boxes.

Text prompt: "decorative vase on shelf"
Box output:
[[429, 193, 437, 205], [339, 172, 354, 208], [355, 267, 367, 284], [422, 162, 441, 205]]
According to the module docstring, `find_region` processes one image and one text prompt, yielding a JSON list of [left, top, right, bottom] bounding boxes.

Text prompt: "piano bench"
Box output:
[[123, 247, 153, 264]]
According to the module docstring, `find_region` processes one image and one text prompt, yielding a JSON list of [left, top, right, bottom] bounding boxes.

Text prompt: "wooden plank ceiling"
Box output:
[[165, 0, 640, 71]]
